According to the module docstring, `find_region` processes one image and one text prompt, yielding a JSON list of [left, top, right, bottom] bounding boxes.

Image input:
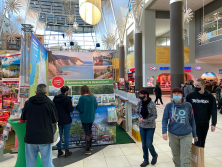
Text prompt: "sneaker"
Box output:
[[140, 161, 149, 167], [83, 150, 92, 155], [151, 154, 158, 165], [90, 147, 93, 151], [162, 104, 165, 107]]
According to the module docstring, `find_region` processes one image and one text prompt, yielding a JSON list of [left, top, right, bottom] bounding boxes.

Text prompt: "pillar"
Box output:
[[134, 32, 143, 91], [119, 44, 125, 79], [170, 0, 184, 91]]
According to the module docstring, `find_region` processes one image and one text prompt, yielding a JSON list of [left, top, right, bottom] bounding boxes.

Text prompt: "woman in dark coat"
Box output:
[[154, 82, 163, 105]]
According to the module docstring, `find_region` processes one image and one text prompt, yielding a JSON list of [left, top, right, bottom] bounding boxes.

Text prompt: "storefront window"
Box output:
[[201, 7, 222, 40]]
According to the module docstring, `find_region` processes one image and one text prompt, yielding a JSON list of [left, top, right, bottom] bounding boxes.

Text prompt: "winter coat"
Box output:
[[21, 94, 58, 144]]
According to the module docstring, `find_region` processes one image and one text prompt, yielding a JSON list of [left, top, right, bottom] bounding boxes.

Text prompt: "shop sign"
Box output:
[[147, 76, 155, 87], [130, 68, 135, 71], [160, 67, 170, 70], [149, 66, 157, 71], [52, 76, 64, 88], [159, 66, 192, 72], [195, 66, 202, 71]]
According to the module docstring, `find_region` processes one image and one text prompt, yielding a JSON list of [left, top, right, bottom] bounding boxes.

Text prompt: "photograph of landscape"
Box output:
[[2, 55, 20, 78], [48, 51, 93, 80], [93, 66, 113, 79], [93, 52, 113, 66]]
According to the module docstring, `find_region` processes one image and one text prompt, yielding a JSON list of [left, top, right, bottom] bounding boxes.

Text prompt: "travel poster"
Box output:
[[30, 33, 48, 97], [1, 54, 21, 78], [107, 107, 117, 122], [67, 106, 116, 148], [48, 51, 93, 80], [147, 76, 155, 87], [2, 80, 19, 109]]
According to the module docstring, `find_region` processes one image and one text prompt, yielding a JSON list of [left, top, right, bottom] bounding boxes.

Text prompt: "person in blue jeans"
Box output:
[[21, 84, 58, 167], [136, 89, 158, 167], [53, 86, 74, 158]]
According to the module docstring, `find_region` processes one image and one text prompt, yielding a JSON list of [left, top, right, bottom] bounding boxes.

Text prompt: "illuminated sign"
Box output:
[[160, 67, 170, 70], [160, 67, 192, 71], [149, 66, 157, 71], [195, 66, 202, 71]]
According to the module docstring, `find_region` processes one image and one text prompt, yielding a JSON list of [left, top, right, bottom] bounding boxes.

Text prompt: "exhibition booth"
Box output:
[[0, 34, 134, 166]]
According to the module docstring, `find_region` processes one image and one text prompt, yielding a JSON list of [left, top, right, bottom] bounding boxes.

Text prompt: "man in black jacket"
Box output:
[[21, 84, 58, 167], [53, 86, 73, 158], [186, 78, 217, 147]]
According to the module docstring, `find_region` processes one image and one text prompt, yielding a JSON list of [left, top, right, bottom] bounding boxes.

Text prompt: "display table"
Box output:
[[8, 120, 43, 167]]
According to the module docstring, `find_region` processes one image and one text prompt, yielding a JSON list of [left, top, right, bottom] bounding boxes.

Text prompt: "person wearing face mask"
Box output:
[[186, 78, 217, 148], [162, 87, 198, 167], [53, 86, 74, 158], [136, 89, 158, 167]]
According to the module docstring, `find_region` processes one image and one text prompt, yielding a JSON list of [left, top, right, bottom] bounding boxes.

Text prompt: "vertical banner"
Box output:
[[30, 33, 48, 97], [48, 51, 116, 148]]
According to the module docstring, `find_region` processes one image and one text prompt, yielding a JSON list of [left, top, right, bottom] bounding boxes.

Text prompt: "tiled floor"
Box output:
[[1, 95, 222, 167]]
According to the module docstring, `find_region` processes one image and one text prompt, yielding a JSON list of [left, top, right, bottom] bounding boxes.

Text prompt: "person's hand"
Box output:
[[211, 125, 216, 132], [194, 137, 198, 142], [139, 117, 144, 122], [162, 133, 168, 140]]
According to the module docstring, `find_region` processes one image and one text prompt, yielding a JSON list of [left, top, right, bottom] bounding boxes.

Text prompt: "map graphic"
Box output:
[[30, 34, 48, 97]]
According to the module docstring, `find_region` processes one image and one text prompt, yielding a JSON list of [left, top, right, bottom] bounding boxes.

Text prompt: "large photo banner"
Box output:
[[48, 51, 116, 148], [30, 33, 48, 97]]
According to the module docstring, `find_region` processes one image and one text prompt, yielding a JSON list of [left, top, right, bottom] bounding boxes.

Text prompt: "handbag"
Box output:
[[191, 144, 204, 167], [52, 106, 60, 147]]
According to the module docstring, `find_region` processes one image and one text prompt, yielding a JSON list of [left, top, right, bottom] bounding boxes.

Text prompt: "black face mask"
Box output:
[[195, 87, 201, 92], [139, 96, 145, 101]]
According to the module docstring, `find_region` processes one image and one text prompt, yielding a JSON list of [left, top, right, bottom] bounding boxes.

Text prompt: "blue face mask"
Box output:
[[173, 96, 182, 101]]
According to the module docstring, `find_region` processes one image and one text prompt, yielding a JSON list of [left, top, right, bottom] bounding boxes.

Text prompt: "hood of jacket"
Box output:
[[29, 94, 51, 104], [53, 94, 71, 102]]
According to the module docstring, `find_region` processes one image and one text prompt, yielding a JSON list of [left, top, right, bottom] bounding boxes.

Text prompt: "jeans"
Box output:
[[195, 123, 209, 148], [25, 143, 54, 167], [168, 132, 192, 167], [82, 123, 93, 151], [57, 123, 71, 149], [139, 127, 157, 162]]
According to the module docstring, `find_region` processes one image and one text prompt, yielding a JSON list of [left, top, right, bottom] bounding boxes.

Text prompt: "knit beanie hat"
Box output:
[[172, 87, 183, 94]]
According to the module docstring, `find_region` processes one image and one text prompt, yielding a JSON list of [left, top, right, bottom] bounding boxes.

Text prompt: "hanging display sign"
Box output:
[[147, 76, 155, 87]]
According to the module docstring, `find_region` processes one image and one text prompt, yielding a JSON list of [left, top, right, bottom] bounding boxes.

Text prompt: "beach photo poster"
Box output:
[[48, 51, 93, 80], [1, 54, 20, 78]]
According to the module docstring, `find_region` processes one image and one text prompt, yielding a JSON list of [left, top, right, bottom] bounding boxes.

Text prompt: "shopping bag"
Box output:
[[191, 144, 204, 167], [52, 123, 60, 147]]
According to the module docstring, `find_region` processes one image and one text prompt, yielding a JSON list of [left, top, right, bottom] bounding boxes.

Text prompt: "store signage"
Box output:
[[52, 76, 64, 88], [159, 66, 192, 71], [195, 66, 202, 71], [147, 76, 155, 87], [149, 66, 157, 71], [160, 67, 170, 70], [130, 68, 135, 71]]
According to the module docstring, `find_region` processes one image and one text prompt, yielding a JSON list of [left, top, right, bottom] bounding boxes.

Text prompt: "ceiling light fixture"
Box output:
[[79, 0, 101, 25]]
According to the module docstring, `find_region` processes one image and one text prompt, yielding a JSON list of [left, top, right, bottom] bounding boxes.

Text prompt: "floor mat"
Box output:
[[115, 123, 134, 144]]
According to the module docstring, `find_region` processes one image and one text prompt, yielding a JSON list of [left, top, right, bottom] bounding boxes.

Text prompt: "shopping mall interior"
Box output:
[[1, 0, 222, 167]]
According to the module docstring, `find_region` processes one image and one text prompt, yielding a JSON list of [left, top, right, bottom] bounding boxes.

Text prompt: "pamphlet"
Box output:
[[108, 94, 115, 103], [102, 95, 108, 104], [19, 86, 29, 98], [73, 95, 80, 105], [0, 136, 5, 149], [107, 107, 117, 122], [95, 95, 102, 104], [9, 102, 20, 120]]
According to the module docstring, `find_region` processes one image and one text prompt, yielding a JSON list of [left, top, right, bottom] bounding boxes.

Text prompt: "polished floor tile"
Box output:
[[84, 157, 107, 167], [105, 156, 131, 167]]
